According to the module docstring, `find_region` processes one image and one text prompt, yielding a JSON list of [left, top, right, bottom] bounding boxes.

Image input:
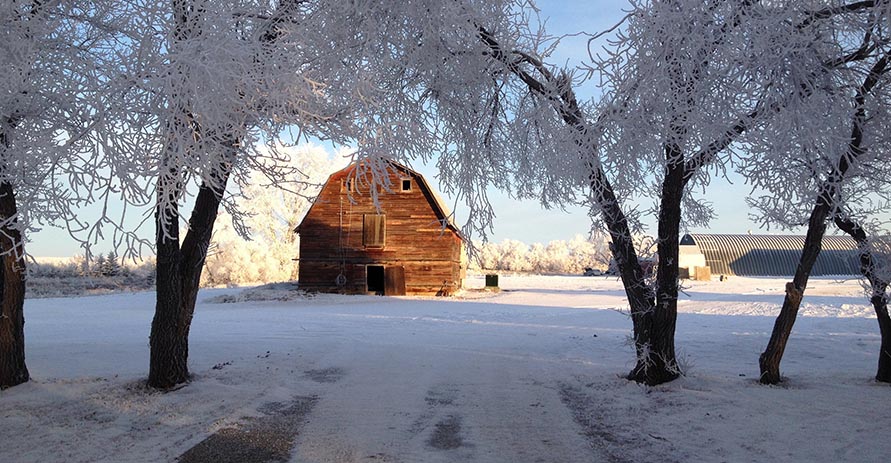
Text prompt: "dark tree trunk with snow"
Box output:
[[148, 165, 186, 388], [148, 0, 223, 390], [834, 216, 891, 383], [758, 200, 829, 384], [593, 165, 681, 386], [0, 179, 28, 389], [628, 148, 684, 385], [148, 165, 230, 389], [872, 293, 891, 382], [584, 131, 678, 385], [590, 170, 658, 380]]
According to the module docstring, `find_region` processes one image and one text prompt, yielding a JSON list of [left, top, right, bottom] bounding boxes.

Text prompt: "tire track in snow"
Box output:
[[558, 381, 681, 463]]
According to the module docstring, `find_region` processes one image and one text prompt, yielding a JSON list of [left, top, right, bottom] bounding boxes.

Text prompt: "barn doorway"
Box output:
[[367, 265, 385, 294]]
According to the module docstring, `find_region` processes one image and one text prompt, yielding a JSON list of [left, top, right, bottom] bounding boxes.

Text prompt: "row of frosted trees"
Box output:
[[473, 235, 614, 275], [2, 0, 890, 390]]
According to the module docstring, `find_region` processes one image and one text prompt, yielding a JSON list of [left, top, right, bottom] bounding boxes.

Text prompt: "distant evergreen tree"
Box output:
[[93, 254, 107, 277], [101, 251, 121, 277]]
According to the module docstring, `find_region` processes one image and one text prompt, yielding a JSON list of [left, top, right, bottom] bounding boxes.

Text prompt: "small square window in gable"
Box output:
[[401, 178, 412, 192]]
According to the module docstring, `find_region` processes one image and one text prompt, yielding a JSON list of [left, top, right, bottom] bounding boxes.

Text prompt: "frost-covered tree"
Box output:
[[587, 0, 843, 384], [500, 240, 533, 272], [93, 254, 107, 277], [138, 0, 339, 389], [565, 234, 611, 274], [0, 0, 138, 389], [473, 234, 612, 274], [101, 251, 122, 277], [744, 1, 891, 384], [203, 143, 347, 285]]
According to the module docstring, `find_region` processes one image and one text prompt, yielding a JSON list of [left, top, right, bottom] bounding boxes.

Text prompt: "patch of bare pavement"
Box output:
[[177, 395, 318, 463], [427, 415, 464, 450]]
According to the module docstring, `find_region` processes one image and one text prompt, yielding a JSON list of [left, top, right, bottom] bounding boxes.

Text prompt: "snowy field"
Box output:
[[2, 274, 889, 462]]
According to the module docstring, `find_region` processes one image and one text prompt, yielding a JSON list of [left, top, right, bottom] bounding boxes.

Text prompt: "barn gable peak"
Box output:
[[295, 159, 461, 239]]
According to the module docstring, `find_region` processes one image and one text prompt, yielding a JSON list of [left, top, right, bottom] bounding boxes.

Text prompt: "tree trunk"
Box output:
[[587, 168, 679, 385], [148, 154, 232, 390], [148, 180, 186, 388], [834, 215, 891, 383], [179, 173, 230, 330], [0, 180, 29, 389], [627, 145, 684, 385], [759, 200, 829, 384], [872, 293, 891, 383]]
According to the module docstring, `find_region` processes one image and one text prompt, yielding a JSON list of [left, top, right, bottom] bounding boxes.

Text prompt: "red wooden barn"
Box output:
[[295, 161, 465, 296]]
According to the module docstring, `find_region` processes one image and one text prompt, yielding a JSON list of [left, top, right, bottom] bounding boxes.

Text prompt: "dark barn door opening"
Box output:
[[367, 265, 385, 294]]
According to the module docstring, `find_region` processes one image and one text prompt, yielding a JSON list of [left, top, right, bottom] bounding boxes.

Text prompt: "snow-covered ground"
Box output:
[[2, 274, 889, 462]]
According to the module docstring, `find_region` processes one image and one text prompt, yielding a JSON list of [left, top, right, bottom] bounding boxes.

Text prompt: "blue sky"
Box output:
[[28, 0, 807, 256]]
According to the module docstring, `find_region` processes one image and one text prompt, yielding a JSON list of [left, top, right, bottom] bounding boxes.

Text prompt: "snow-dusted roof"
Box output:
[[680, 233, 859, 276]]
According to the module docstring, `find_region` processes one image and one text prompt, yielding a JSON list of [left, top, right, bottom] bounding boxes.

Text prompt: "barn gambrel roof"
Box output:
[[295, 159, 462, 237], [680, 233, 860, 276]]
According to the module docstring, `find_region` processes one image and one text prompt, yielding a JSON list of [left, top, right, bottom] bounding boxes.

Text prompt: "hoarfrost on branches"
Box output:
[[1, 0, 151, 260], [739, 1, 891, 232], [472, 233, 614, 275], [203, 143, 349, 286], [434, 0, 891, 385]]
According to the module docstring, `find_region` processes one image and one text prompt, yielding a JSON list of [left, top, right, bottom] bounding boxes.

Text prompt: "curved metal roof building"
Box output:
[[680, 234, 859, 276]]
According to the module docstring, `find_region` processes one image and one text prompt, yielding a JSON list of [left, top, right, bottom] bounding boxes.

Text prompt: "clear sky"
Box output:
[[25, 0, 845, 257]]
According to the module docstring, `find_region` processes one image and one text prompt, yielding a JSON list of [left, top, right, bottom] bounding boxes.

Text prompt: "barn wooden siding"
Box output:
[[680, 233, 859, 276], [296, 162, 464, 296]]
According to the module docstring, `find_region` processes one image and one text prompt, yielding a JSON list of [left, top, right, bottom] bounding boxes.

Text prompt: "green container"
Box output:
[[485, 274, 499, 288]]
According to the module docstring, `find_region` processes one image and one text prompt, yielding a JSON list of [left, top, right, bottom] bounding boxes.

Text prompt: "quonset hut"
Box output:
[[678, 233, 860, 277], [295, 161, 465, 296]]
